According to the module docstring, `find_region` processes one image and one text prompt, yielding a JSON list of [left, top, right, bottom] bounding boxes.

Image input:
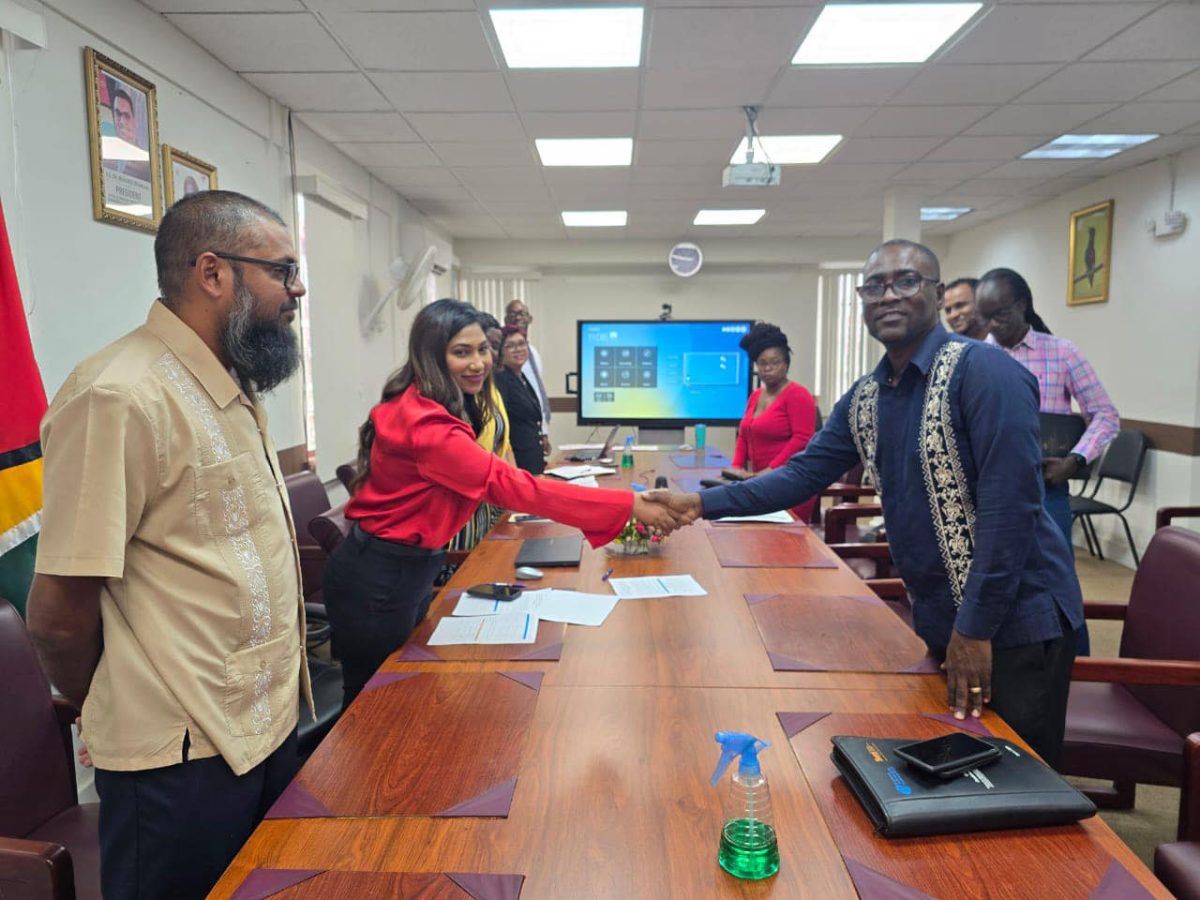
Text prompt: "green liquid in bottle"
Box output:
[[718, 818, 779, 880]]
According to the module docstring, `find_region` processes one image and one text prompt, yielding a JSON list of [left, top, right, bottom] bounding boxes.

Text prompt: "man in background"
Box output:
[[106, 88, 150, 181], [943, 277, 988, 340], [27, 190, 312, 900], [505, 298, 551, 455]]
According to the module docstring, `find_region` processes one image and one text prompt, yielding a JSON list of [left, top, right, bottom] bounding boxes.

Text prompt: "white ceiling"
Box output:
[[143, 0, 1200, 241]]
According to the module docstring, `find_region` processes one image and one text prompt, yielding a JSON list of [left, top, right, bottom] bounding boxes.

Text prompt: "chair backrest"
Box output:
[[0, 598, 77, 837], [1121, 525, 1200, 738], [335, 461, 359, 494], [1092, 429, 1147, 505], [309, 503, 351, 556], [284, 471, 332, 548]]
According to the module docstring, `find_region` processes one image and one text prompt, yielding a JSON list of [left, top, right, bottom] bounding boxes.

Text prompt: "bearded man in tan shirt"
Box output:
[[27, 190, 313, 900]]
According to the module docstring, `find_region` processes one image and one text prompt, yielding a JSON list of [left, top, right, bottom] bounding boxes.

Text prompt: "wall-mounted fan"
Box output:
[[360, 246, 439, 336]]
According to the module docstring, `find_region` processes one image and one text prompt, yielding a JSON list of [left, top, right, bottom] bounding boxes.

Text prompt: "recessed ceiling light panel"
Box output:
[[491, 7, 644, 69], [1022, 133, 1158, 160], [562, 210, 628, 227], [694, 209, 766, 226], [730, 135, 843, 165], [921, 207, 972, 221], [792, 3, 982, 65], [535, 138, 633, 167]]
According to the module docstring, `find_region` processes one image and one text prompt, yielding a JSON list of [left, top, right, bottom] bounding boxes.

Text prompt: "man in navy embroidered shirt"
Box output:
[[647, 240, 1083, 767]]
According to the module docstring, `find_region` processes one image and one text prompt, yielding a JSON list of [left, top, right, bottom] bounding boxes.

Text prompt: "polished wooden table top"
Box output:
[[210, 451, 1168, 899]]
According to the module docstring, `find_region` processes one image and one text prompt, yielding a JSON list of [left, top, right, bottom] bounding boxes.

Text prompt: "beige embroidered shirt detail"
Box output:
[[37, 302, 312, 776]]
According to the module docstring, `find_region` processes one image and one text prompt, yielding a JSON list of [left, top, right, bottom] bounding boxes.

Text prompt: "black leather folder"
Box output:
[[1038, 412, 1087, 460], [831, 735, 1096, 838]]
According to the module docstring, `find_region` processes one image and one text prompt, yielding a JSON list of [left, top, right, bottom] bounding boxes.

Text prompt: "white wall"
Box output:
[[945, 148, 1200, 564], [1, 0, 449, 470]]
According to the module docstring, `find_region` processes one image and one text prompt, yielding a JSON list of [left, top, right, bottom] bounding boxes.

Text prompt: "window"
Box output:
[[813, 269, 873, 408], [459, 276, 539, 320]]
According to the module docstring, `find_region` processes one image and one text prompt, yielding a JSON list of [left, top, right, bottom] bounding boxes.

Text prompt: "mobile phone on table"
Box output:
[[699, 478, 725, 488], [893, 732, 1002, 779], [466, 583, 525, 601], [721, 468, 748, 482]]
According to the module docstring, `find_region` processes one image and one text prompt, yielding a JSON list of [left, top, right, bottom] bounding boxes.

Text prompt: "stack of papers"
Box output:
[[545, 464, 618, 480], [606, 575, 707, 600], [452, 589, 620, 627], [714, 510, 797, 524], [428, 611, 538, 645]]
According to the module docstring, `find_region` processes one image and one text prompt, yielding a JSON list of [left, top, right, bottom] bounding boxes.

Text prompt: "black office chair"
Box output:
[[1070, 429, 1148, 565]]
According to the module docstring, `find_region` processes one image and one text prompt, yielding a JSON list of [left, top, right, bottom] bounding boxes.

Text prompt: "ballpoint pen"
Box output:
[[600, 567, 614, 581]]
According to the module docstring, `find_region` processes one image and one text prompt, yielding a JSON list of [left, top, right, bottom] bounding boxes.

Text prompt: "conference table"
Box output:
[[211, 450, 1168, 899]]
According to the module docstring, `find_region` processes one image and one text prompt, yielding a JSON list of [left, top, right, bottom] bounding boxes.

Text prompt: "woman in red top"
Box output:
[[729, 322, 818, 522], [324, 298, 676, 708]]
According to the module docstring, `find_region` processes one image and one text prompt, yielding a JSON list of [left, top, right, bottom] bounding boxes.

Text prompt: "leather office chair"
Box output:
[[284, 470, 333, 606], [335, 461, 358, 494], [1061, 517, 1200, 836], [1070, 429, 1148, 565], [0, 598, 100, 900], [1155, 734, 1200, 900]]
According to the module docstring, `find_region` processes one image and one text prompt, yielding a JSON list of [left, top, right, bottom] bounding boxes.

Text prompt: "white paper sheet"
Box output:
[[452, 589, 619, 627], [558, 443, 605, 450], [545, 464, 618, 480], [427, 612, 538, 645], [714, 510, 797, 524], [606, 575, 708, 600]]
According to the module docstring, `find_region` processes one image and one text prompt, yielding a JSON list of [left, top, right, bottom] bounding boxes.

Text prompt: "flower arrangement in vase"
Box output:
[[606, 517, 665, 556]]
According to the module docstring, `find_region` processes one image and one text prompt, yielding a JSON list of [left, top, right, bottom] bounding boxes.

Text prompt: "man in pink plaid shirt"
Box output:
[[976, 267, 1119, 534]]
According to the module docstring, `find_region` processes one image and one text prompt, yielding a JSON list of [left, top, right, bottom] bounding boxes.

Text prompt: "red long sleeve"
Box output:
[[347, 386, 632, 548], [767, 383, 817, 468], [731, 389, 758, 468]]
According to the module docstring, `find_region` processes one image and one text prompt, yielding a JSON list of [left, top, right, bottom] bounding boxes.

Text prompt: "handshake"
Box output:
[[630, 490, 704, 536]]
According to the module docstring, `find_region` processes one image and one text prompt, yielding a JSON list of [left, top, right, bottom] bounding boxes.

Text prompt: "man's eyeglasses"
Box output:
[[857, 272, 938, 303], [195, 252, 300, 289]]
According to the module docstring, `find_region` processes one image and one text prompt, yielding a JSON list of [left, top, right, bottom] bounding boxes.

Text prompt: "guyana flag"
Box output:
[[0, 199, 47, 618]]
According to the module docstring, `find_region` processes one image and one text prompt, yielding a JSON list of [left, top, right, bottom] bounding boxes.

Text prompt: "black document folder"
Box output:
[[1038, 412, 1087, 460], [831, 735, 1096, 838]]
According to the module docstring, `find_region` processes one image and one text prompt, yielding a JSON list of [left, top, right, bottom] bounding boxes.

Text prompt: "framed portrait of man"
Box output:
[[162, 145, 218, 209], [84, 47, 161, 232], [1067, 199, 1114, 306]]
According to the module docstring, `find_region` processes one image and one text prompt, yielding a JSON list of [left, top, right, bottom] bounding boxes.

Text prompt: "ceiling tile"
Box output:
[[1016, 62, 1194, 104], [369, 166, 461, 187], [298, 112, 418, 143], [549, 186, 635, 206], [642, 68, 778, 110], [646, 6, 816, 70], [635, 139, 736, 166], [940, 4, 1149, 64], [828, 137, 943, 164], [1087, 4, 1200, 61], [786, 162, 907, 182], [144, 0, 302, 9], [304, 0, 475, 9], [430, 142, 534, 167], [979, 158, 1098, 179], [337, 141, 440, 167], [631, 165, 719, 186], [892, 160, 1003, 182], [522, 111, 637, 138], [767, 68, 917, 107], [467, 183, 553, 204], [966, 103, 1119, 135], [636, 109, 744, 141], [243, 72, 390, 111], [322, 12, 497, 71], [856, 105, 995, 137], [1140, 69, 1200, 102], [541, 168, 632, 188], [505, 71, 638, 112], [166, 13, 353, 72], [405, 112, 526, 142], [1070, 135, 1200, 176], [757, 106, 876, 134], [372, 72, 512, 112], [953, 176, 1052, 196], [1079, 101, 1200, 134], [394, 184, 475, 204], [924, 135, 1046, 161], [889, 64, 1062, 106], [453, 167, 544, 187]]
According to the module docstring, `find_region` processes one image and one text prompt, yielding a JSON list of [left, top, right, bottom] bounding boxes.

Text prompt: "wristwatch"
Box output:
[[1068, 452, 1087, 470]]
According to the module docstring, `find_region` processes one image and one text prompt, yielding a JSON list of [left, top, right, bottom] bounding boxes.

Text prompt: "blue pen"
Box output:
[[521, 614, 530, 640], [601, 567, 614, 581]]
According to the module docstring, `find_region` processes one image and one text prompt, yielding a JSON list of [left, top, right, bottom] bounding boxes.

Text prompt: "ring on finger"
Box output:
[[968, 686, 983, 694]]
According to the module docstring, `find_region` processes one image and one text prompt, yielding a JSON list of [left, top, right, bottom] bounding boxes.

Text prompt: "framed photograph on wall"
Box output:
[[1067, 199, 1114, 306], [162, 145, 218, 208], [84, 47, 161, 232]]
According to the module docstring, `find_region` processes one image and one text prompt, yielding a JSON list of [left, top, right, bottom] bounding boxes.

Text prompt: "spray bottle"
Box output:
[[621, 435, 635, 468], [711, 731, 779, 880]]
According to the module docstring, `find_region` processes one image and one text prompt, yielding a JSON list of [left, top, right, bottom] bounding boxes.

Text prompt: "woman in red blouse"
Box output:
[[729, 322, 818, 522], [324, 298, 677, 708]]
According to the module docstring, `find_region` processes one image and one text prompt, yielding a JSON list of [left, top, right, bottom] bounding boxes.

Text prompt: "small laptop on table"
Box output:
[[567, 425, 620, 462], [515, 536, 583, 568]]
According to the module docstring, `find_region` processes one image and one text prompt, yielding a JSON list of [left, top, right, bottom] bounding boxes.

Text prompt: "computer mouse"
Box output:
[[515, 566, 544, 580]]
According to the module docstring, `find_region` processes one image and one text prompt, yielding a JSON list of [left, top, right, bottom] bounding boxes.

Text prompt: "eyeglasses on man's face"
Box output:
[[857, 271, 939, 304], [193, 252, 301, 290]]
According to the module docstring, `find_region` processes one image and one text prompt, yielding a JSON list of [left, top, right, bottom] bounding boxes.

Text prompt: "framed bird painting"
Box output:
[[1067, 199, 1113, 305]]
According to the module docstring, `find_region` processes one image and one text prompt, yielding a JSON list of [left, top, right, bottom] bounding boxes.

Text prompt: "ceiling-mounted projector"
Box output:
[[723, 105, 781, 188], [723, 162, 781, 187]]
